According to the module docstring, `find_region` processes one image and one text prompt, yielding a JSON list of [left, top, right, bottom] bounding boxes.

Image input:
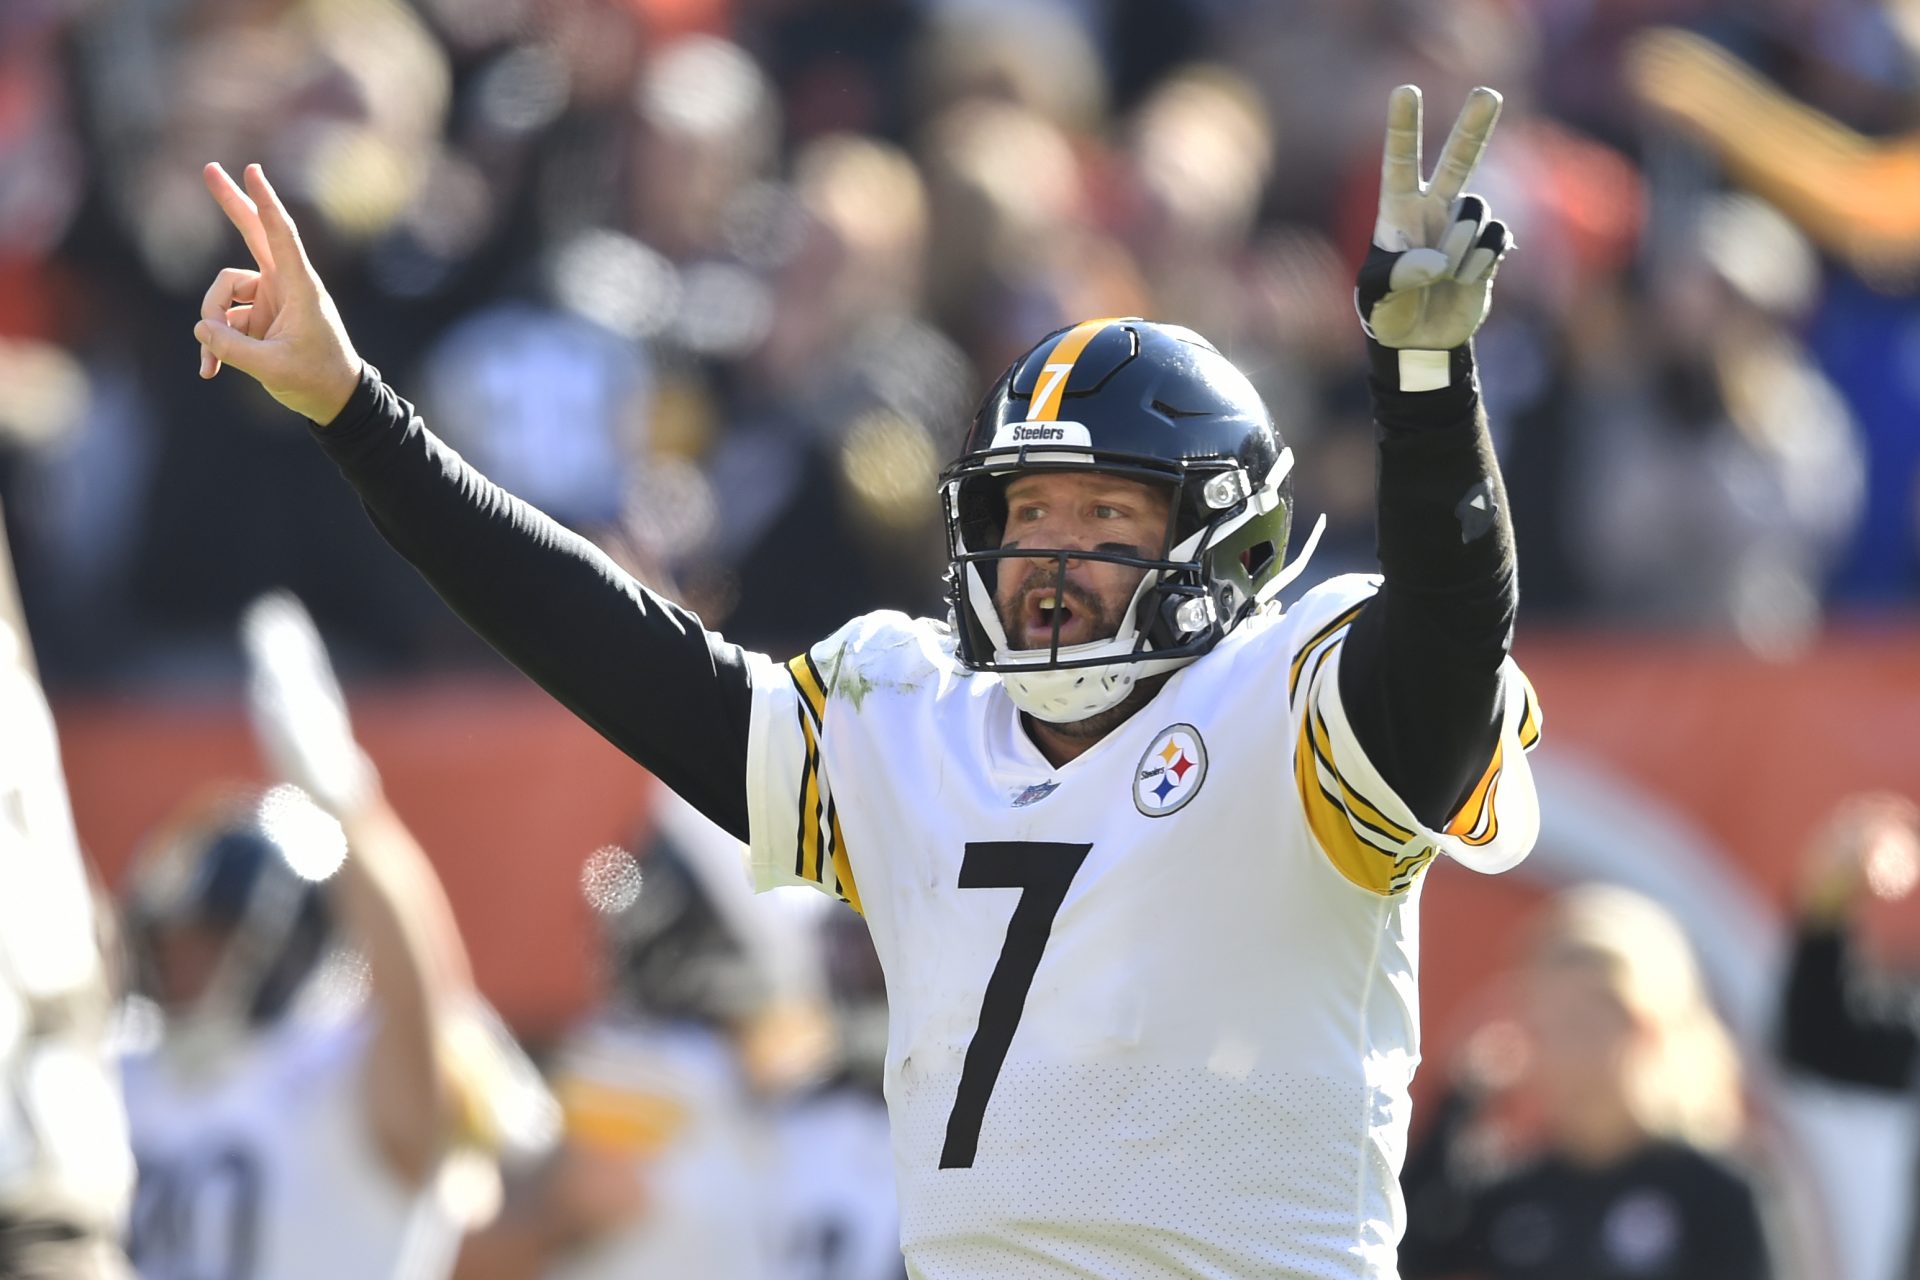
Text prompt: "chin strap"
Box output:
[[1255, 512, 1328, 607]]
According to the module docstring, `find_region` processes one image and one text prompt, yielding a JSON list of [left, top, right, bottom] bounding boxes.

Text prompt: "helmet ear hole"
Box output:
[[1241, 542, 1276, 577]]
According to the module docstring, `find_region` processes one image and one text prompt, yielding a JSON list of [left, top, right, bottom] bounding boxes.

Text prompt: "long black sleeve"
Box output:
[[1396, 1086, 1488, 1277], [1779, 919, 1920, 1090], [310, 366, 754, 840], [1339, 343, 1517, 828]]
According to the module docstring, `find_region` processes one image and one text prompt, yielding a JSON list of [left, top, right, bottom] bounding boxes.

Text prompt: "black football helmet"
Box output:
[[595, 827, 776, 1030], [942, 318, 1316, 722], [124, 786, 336, 1031]]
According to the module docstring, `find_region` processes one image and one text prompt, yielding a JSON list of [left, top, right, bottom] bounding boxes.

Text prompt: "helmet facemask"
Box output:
[[943, 445, 1299, 724]]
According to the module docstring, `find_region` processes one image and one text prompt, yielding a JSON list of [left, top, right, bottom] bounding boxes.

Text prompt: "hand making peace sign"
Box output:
[[1357, 85, 1513, 359], [194, 163, 364, 425]]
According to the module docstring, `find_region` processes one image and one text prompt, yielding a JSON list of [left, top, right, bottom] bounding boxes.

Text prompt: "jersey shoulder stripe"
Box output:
[[742, 616, 938, 913], [1282, 581, 1542, 894]]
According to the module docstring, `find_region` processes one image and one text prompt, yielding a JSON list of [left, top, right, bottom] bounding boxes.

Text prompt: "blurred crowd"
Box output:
[[2, 0, 1920, 688]]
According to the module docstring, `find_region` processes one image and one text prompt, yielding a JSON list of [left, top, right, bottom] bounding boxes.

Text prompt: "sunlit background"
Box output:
[[5, 0, 1920, 1276]]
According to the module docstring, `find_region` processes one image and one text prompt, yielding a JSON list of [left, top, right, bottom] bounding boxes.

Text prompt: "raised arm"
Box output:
[[1779, 795, 1920, 1089], [194, 164, 752, 837], [243, 593, 479, 1186], [1339, 86, 1519, 827]]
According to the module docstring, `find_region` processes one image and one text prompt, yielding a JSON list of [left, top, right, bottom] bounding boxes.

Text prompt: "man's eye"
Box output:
[[1014, 505, 1045, 522], [1093, 505, 1123, 520]]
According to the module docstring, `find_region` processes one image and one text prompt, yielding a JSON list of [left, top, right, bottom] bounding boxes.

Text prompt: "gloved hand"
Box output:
[[241, 590, 377, 817], [1356, 85, 1513, 390]]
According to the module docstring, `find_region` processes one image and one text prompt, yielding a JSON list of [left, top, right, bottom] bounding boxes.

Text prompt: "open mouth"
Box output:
[[1021, 590, 1085, 648]]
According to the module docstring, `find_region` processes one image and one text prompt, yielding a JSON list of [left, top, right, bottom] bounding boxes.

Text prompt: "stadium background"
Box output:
[[4, 0, 1920, 1275]]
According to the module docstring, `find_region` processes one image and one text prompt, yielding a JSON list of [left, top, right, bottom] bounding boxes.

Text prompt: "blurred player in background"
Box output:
[[190, 79, 1542, 1276], [118, 594, 507, 1280], [0, 500, 134, 1279], [1780, 792, 1920, 1277], [1400, 885, 1771, 1280], [770, 902, 905, 1280], [453, 790, 826, 1280]]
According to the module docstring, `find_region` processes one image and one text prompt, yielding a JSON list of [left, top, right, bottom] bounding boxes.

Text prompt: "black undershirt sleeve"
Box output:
[[1779, 920, 1920, 1090], [1338, 343, 1517, 828], [308, 366, 754, 841]]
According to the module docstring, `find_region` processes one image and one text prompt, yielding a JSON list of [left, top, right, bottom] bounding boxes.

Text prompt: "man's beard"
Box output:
[[992, 561, 1126, 652], [991, 558, 1169, 738]]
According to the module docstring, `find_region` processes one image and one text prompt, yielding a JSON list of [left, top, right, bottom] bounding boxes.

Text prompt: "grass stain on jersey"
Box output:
[[831, 667, 925, 711]]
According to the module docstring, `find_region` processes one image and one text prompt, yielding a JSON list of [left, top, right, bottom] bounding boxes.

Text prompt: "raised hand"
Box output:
[[1357, 85, 1512, 364], [241, 590, 378, 818], [195, 163, 363, 424]]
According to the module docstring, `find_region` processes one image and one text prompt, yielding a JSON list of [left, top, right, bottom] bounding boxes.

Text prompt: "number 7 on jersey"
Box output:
[[939, 841, 1092, 1169]]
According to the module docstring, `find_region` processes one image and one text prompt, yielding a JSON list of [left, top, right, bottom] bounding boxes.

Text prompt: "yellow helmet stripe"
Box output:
[[1027, 317, 1121, 422]]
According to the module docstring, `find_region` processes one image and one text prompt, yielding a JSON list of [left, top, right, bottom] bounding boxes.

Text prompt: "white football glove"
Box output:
[[241, 591, 376, 817], [1356, 85, 1513, 388]]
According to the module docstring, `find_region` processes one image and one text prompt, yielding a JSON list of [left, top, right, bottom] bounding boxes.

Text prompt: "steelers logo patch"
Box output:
[[1134, 724, 1208, 817]]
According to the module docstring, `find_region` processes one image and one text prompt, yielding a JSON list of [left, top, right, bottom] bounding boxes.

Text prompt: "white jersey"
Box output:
[[121, 1016, 460, 1280], [743, 575, 1542, 1280], [0, 596, 132, 1237], [546, 1018, 773, 1280], [771, 1083, 903, 1280]]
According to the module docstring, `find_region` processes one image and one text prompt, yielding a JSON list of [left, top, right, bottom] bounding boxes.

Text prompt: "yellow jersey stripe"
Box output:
[[1027, 318, 1121, 422], [793, 704, 824, 882], [827, 806, 863, 915], [1288, 602, 1368, 699], [788, 653, 827, 727], [1518, 674, 1543, 750], [1445, 739, 1503, 844], [1453, 772, 1502, 847], [1308, 706, 1417, 843], [1295, 715, 1430, 895]]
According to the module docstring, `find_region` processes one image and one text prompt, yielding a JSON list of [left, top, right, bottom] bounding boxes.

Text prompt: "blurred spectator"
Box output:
[[1400, 885, 1772, 1280], [1628, 20, 1920, 607], [1567, 195, 1862, 654], [0, 503, 133, 1279], [5, 0, 1918, 687], [453, 790, 830, 1280], [1779, 792, 1920, 1279]]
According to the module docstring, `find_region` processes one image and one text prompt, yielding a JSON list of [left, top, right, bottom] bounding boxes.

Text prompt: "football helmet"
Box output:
[[595, 828, 776, 1030], [124, 787, 337, 1037], [942, 318, 1321, 722]]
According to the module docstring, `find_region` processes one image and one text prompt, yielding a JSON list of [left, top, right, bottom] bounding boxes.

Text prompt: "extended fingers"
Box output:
[[204, 163, 276, 274], [1430, 86, 1502, 204], [243, 165, 317, 291], [1380, 84, 1423, 199]]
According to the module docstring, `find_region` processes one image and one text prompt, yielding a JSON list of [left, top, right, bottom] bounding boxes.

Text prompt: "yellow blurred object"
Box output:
[[308, 126, 420, 241], [1628, 27, 1920, 286], [557, 1077, 689, 1156], [838, 409, 939, 534]]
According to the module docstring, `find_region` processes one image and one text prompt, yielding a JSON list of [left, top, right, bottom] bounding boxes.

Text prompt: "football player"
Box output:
[[191, 83, 1541, 1279], [118, 595, 486, 1280], [452, 790, 818, 1280], [0, 504, 135, 1279]]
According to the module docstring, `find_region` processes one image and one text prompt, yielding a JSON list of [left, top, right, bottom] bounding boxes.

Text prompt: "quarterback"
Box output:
[[193, 84, 1540, 1279]]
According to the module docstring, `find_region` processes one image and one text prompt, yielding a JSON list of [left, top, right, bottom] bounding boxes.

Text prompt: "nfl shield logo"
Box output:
[[1133, 724, 1208, 817], [1011, 780, 1061, 808]]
